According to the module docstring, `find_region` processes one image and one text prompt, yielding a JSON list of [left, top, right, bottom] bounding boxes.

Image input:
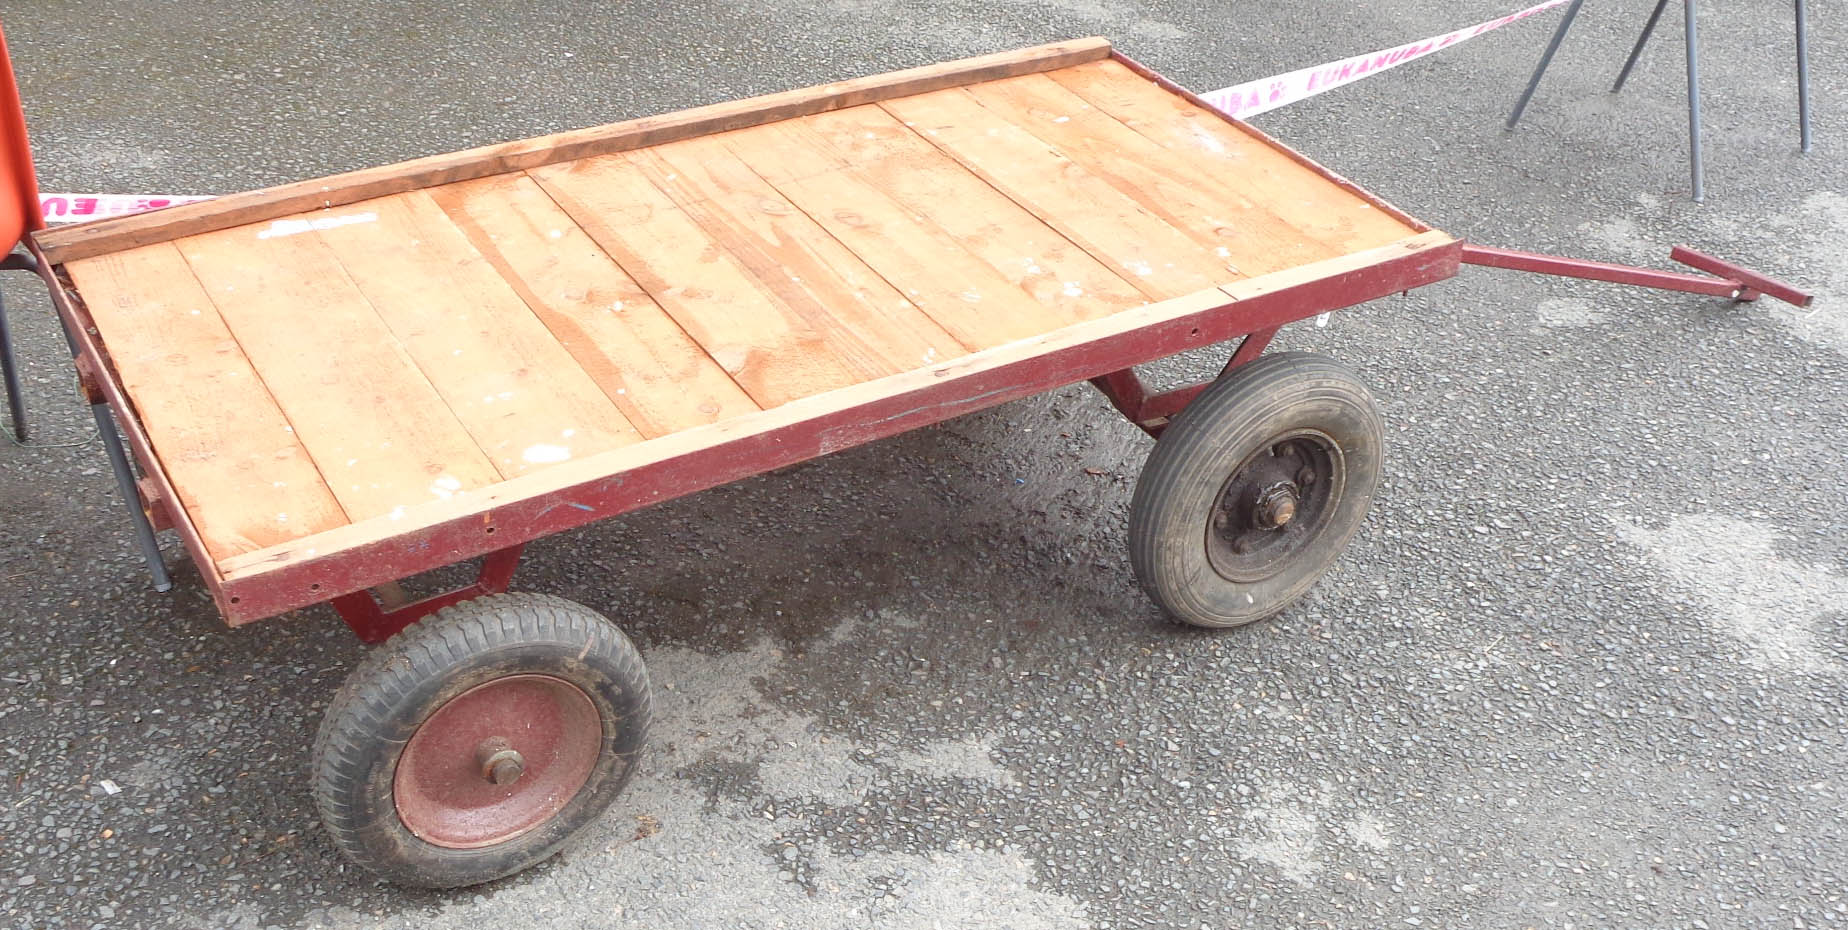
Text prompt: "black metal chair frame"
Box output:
[[1507, 0, 1813, 203], [3, 249, 172, 591]]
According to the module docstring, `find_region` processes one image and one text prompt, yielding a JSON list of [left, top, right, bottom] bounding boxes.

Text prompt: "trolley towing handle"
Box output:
[[1460, 242, 1816, 308]]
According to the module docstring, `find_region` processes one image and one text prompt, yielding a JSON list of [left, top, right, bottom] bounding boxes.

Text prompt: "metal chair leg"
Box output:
[[1507, 0, 1587, 127], [49, 305, 172, 592], [0, 286, 24, 441], [1685, 0, 1705, 202], [1613, 0, 1673, 92], [1796, 0, 1812, 153], [91, 403, 173, 592]]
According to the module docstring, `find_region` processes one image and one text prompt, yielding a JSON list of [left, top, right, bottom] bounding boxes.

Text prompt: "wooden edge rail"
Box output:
[[32, 37, 1113, 265], [211, 231, 1458, 624]]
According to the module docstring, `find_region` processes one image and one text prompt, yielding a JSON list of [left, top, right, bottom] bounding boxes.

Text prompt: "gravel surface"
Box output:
[[1, 1, 1844, 927]]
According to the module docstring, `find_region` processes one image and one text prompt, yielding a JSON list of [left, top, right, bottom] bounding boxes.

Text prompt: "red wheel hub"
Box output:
[[394, 674, 600, 849]]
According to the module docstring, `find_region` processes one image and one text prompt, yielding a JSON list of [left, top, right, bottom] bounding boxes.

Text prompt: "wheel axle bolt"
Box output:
[[477, 737, 526, 786], [488, 754, 525, 786], [1254, 486, 1299, 529], [1297, 467, 1315, 486]]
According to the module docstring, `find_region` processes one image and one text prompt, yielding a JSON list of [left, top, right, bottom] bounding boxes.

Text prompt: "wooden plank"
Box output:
[[730, 115, 1145, 341], [633, 134, 963, 369], [65, 243, 348, 559], [529, 154, 866, 407], [879, 89, 1234, 301], [309, 191, 642, 477], [173, 221, 503, 521], [1048, 60, 1417, 251], [797, 105, 1152, 318], [722, 121, 1070, 349], [217, 230, 1458, 586], [34, 39, 1115, 265], [962, 73, 1335, 275], [426, 173, 760, 438]]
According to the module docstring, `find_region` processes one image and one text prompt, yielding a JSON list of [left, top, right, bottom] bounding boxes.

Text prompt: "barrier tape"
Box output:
[[37, 1, 1566, 224], [39, 192, 212, 223], [1203, 0, 1568, 119]]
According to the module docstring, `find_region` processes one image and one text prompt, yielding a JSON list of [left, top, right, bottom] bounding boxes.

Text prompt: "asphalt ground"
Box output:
[[0, 1, 1844, 927]]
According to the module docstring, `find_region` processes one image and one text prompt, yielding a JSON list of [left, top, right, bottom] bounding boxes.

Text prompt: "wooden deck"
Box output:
[[45, 41, 1428, 582]]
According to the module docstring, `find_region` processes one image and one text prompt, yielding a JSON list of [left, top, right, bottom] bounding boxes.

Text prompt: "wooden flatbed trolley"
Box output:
[[0, 35, 1811, 887]]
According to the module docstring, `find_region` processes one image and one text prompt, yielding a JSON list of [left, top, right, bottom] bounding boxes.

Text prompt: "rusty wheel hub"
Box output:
[[477, 738, 527, 786], [1205, 432, 1343, 582], [394, 675, 600, 849], [1253, 484, 1299, 529]]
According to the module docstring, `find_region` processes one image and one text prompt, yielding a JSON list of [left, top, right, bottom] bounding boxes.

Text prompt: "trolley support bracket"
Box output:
[[1090, 328, 1279, 439], [330, 544, 528, 644]]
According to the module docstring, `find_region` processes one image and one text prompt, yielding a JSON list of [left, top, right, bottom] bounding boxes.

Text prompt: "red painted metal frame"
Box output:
[[1669, 246, 1814, 308], [1463, 243, 1815, 308], [329, 545, 526, 643], [210, 239, 1460, 625], [1462, 243, 1765, 304], [1088, 327, 1279, 438]]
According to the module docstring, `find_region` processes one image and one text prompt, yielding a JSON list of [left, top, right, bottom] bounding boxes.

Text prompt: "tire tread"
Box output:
[[1128, 352, 1384, 628], [311, 593, 650, 887]]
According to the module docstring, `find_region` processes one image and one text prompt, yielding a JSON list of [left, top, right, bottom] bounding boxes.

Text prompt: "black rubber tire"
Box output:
[[1128, 352, 1384, 629], [312, 593, 652, 888]]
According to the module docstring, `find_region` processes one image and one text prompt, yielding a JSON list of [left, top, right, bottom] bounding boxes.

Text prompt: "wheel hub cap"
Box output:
[[478, 738, 527, 786], [394, 674, 600, 849], [1204, 433, 1344, 583], [1253, 484, 1299, 529]]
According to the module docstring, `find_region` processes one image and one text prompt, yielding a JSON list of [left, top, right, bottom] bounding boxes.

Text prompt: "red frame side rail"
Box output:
[[203, 237, 1459, 624]]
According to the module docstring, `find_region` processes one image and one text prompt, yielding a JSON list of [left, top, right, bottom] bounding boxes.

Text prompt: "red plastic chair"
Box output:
[[0, 20, 42, 440], [0, 25, 40, 243]]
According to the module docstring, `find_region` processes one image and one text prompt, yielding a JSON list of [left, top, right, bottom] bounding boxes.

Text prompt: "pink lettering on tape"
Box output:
[[39, 193, 215, 223]]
